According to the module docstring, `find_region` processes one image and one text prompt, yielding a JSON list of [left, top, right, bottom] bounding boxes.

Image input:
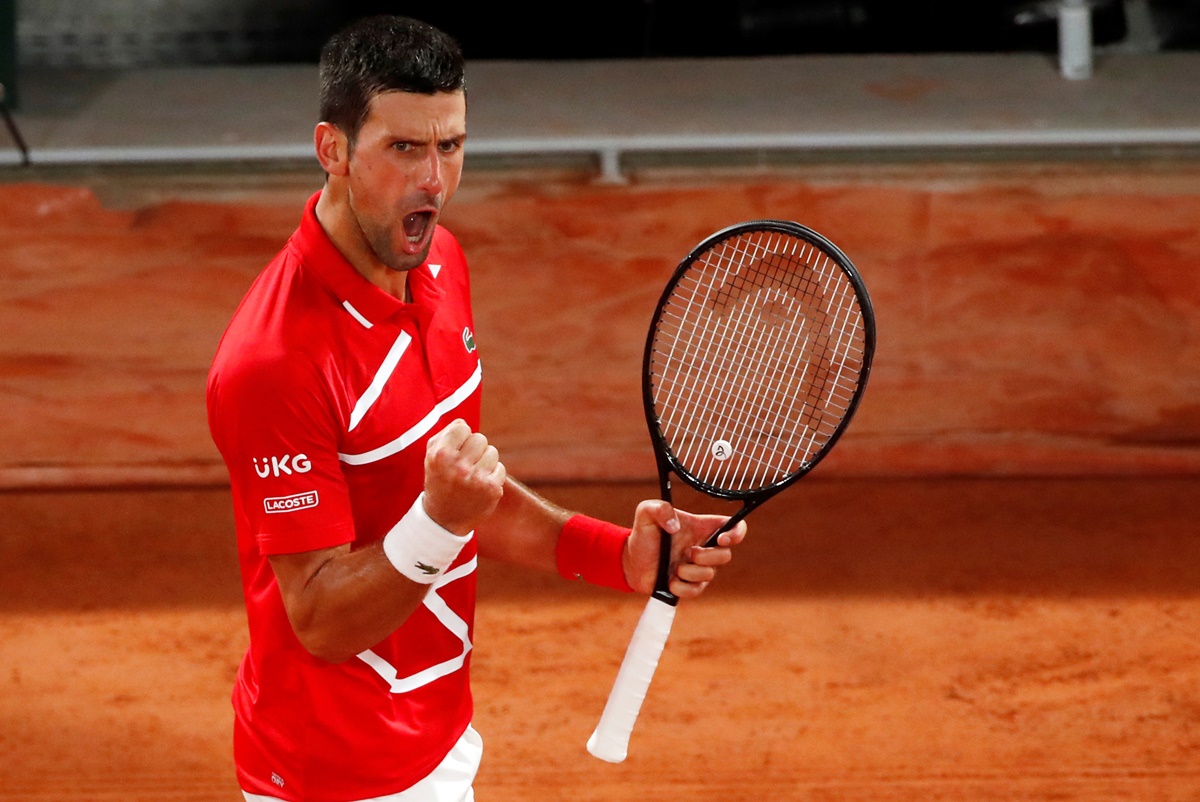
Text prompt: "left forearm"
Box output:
[[474, 477, 572, 571]]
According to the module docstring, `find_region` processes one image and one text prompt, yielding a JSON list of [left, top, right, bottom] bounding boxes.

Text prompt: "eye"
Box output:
[[391, 141, 414, 153], [439, 138, 464, 154]]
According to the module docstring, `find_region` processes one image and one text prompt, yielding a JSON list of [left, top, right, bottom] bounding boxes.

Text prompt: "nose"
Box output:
[[416, 148, 443, 195]]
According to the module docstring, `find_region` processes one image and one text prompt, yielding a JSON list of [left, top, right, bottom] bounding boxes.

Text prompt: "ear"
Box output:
[[314, 122, 349, 176]]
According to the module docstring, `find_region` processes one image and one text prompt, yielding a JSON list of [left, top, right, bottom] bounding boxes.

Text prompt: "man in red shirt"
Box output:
[[207, 15, 746, 802]]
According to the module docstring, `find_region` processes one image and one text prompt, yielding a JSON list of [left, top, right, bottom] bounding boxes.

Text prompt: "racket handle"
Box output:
[[587, 595, 678, 763]]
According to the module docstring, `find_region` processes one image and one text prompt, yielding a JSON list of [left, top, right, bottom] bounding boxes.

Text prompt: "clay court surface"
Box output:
[[2, 158, 1200, 800]]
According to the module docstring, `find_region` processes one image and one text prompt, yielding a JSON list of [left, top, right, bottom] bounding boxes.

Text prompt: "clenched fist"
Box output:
[[422, 419, 506, 535]]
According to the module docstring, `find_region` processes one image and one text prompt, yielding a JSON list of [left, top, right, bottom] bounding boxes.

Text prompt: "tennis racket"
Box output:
[[586, 219, 876, 763]]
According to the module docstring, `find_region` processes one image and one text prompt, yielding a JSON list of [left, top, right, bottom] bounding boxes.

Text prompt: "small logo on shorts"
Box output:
[[264, 491, 320, 514], [462, 327, 477, 353]]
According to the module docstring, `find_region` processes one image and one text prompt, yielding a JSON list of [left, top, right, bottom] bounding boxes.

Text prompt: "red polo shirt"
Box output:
[[207, 191, 482, 801]]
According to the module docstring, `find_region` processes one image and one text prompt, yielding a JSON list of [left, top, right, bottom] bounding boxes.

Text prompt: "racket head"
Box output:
[[643, 219, 876, 504]]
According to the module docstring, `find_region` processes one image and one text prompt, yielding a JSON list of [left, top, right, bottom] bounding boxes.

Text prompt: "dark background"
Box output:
[[313, 1, 1197, 61], [1, 1, 1196, 111]]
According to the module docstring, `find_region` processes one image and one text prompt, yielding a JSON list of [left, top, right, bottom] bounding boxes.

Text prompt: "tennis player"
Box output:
[[206, 15, 746, 802]]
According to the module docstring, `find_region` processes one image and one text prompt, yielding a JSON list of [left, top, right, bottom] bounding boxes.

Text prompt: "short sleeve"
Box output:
[[208, 352, 356, 555]]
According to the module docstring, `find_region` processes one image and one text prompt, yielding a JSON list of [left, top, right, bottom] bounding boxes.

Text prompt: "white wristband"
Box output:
[[382, 493, 472, 585]]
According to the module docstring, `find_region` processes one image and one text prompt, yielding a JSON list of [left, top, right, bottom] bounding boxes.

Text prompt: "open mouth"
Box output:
[[403, 211, 434, 245]]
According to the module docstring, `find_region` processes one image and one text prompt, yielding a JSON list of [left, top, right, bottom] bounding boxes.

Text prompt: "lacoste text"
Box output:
[[264, 491, 320, 514]]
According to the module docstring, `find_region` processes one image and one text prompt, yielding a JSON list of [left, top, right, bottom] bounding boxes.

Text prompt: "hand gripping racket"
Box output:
[[586, 220, 876, 763]]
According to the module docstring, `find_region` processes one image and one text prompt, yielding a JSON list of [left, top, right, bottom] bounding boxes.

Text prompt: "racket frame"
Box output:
[[588, 219, 876, 763], [643, 219, 875, 576]]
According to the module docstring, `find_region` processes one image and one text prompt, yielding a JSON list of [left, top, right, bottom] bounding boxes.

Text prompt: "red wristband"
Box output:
[[556, 514, 634, 593]]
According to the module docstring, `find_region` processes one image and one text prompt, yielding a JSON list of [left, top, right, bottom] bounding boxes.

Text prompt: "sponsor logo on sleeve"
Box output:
[[264, 491, 320, 514], [253, 454, 312, 478]]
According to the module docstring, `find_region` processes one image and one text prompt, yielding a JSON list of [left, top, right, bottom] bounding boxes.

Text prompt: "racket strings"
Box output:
[[688, 245, 824, 487], [650, 229, 868, 493], [696, 238, 842, 486]]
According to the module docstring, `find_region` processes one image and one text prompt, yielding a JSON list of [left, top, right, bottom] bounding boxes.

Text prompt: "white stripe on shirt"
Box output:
[[357, 556, 477, 694], [339, 363, 482, 465], [342, 300, 374, 329], [348, 330, 413, 432]]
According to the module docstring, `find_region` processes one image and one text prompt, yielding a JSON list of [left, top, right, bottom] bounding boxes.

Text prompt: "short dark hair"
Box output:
[[318, 15, 465, 148]]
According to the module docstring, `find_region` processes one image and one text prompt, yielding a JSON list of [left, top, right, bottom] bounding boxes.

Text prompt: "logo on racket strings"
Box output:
[[711, 439, 733, 461]]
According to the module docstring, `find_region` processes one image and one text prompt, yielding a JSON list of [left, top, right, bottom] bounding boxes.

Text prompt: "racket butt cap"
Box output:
[[586, 730, 628, 764]]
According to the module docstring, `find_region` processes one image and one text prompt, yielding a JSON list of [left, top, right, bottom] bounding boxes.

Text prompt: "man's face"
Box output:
[[346, 89, 467, 274]]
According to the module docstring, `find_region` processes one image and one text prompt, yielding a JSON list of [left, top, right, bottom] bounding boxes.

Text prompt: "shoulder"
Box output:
[[208, 255, 340, 424], [208, 337, 330, 425], [213, 243, 340, 372]]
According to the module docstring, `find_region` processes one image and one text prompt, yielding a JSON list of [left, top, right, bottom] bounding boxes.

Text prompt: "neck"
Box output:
[[314, 183, 409, 301]]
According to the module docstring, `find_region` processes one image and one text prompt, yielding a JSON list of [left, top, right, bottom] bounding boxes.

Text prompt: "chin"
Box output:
[[374, 240, 428, 274], [384, 258, 423, 274]]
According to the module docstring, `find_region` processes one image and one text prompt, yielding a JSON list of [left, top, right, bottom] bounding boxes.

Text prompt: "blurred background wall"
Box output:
[[8, 0, 1199, 70]]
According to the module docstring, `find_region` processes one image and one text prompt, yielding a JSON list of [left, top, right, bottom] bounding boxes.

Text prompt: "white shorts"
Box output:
[[243, 724, 484, 802]]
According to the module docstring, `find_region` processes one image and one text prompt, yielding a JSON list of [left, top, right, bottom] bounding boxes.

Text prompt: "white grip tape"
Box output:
[[587, 596, 678, 763], [382, 493, 472, 585]]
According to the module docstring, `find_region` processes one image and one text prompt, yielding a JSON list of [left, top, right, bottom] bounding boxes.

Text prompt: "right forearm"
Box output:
[[276, 542, 430, 663]]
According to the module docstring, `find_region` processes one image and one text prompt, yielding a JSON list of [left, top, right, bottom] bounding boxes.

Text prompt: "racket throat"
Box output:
[[701, 503, 755, 549]]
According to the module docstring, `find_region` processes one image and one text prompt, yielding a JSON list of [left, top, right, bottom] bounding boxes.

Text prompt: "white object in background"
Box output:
[[1058, 0, 1094, 80]]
